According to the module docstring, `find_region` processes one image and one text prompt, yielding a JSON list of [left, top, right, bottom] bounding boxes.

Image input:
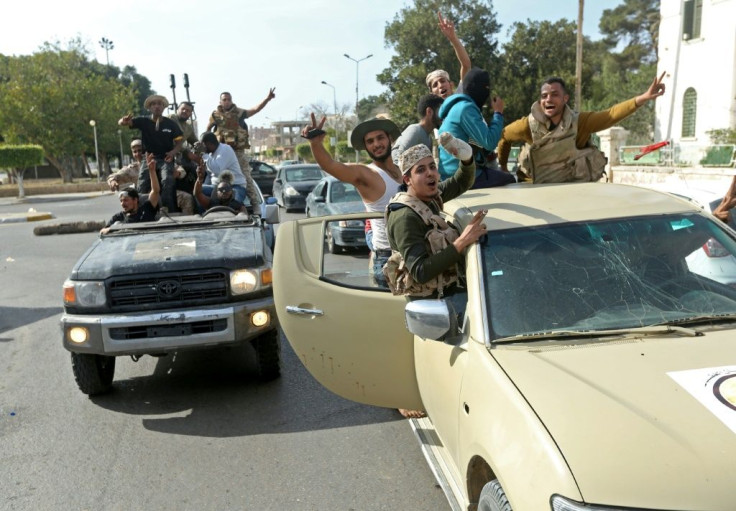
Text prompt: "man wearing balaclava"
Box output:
[[436, 68, 516, 188]]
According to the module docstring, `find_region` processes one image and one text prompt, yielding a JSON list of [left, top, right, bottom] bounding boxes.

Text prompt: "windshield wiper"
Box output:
[[493, 324, 701, 343], [656, 314, 736, 328]]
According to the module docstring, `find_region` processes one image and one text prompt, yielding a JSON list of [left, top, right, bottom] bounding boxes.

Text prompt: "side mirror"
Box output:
[[314, 196, 325, 203], [405, 299, 459, 342]]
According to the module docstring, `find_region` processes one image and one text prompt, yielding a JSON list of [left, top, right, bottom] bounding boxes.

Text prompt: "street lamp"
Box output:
[[99, 37, 114, 66], [343, 53, 373, 120], [90, 120, 100, 178], [321, 81, 339, 161], [117, 129, 124, 167]]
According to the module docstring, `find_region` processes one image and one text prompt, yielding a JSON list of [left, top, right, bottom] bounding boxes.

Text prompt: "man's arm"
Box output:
[[244, 88, 276, 118], [460, 99, 504, 153], [497, 117, 532, 171], [146, 153, 160, 208], [118, 114, 133, 127], [301, 114, 382, 196], [193, 164, 211, 209], [438, 12, 471, 81]]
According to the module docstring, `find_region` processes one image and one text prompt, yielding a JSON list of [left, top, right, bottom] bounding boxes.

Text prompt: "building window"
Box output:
[[682, 0, 703, 40], [682, 88, 697, 138]]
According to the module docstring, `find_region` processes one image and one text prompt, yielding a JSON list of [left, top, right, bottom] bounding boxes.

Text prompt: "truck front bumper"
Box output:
[[61, 298, 277, 355]]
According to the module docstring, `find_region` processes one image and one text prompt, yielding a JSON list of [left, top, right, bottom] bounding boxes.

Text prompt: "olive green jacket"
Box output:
[[386, 161, 475, 286]]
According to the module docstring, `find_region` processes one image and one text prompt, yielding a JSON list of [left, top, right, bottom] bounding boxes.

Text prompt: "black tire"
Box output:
[[71, 353, 115, 396], [478, 480, 512, 511], [327, 227, 340, 254], [252, 329, 281, 381]]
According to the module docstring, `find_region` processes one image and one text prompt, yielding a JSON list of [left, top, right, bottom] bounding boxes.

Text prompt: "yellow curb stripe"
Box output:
[[26, 213, 54, 222]]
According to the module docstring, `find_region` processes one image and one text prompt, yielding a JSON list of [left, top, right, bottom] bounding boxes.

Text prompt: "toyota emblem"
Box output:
[[157, 280, 181, 298]]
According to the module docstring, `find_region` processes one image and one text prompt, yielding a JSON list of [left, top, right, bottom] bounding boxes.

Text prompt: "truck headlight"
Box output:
[[230, 270, 258, 295], [285, 185, 300, 196], [63, 280, 106, 307]]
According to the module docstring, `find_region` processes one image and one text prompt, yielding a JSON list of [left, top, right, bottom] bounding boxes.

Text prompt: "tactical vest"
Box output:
[[382, 193, 460, 298], [518, 103, 607, 183], [211, 106, 250, 150]]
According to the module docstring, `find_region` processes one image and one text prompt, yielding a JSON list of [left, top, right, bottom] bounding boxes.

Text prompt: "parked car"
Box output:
[[61, 199, 282, 396], [274, 182, 736, 510], [249, 160, 278, 196], [658, 187, 736, 286], [272, 163, 324, 211], [277, 159, 301, 167], [306, 176, 367, 253]]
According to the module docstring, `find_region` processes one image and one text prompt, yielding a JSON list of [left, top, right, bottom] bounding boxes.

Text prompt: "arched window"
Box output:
[[682, 88, 697, 138]]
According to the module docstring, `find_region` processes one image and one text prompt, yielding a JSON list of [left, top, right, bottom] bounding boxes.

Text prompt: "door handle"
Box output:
[[285, 305, 324, 316]]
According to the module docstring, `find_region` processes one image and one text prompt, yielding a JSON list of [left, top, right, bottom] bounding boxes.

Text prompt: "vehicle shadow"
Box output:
[[0, 306, 62, 343], [90, 332, 402, 437]]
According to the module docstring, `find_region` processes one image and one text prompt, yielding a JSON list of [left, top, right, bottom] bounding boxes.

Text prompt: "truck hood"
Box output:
[[492, 330, 736, 509], [71, 226, 265, 279]]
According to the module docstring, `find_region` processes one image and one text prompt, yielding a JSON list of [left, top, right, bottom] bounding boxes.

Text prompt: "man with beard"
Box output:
[[206, 89, 275, 206], [101, 153, 160, 234], [168, 101, 199, 195], [118, 94, 183, 212], [391, 94, 444, 165], [301, 114, 401, 288]]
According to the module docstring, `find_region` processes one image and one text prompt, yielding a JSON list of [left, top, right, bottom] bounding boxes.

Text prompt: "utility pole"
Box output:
[[99, 37, 114, 66], [575, 0, 584, 110]]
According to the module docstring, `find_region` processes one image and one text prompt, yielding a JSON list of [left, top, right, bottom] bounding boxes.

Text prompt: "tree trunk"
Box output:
[[15, 168, 26, 198], [46, 154, 74, 183]]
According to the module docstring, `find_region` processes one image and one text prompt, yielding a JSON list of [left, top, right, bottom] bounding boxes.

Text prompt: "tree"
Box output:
[[356, 95, 388, 123], [0, 144, 44, 198], [497, 19, 607, 124], [379, 0, 501, 127], [0, 41, 138, 182]]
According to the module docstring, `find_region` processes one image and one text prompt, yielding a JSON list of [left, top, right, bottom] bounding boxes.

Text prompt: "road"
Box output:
[[0, 193, 449, 511]]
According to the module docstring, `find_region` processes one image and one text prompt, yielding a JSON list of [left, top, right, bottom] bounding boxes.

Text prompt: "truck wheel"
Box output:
[[71, 353, 115, 395], [252, 329, 281, 381], [478, 480, 512, 511], [327, 228, 340, 254]]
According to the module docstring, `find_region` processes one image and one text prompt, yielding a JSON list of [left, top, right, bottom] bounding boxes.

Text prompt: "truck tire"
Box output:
[[71, 353, 115, 395], [252, 329, 281, 381], [478, 480, 512, 511]]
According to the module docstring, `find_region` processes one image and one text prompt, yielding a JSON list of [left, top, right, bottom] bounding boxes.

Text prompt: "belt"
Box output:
[[374, 249, 392, 257]]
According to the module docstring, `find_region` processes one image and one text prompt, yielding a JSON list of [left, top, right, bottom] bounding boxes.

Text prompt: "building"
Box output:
[[655, 0, 736, 146]]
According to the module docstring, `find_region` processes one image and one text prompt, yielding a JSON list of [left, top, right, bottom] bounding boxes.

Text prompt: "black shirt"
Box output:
[[105, 200, 159, 227], [130, 116, 183, 159]]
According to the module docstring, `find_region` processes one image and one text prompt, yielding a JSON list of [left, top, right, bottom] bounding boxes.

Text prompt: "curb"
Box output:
[[0, 212, 54, 224]]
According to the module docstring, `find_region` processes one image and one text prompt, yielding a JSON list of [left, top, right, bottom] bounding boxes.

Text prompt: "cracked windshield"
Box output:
[[483, 213, 736, 339]]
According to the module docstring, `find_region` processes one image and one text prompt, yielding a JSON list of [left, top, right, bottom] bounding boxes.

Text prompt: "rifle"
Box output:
[[169, 74, 178, 112], [183, 73, 196, 120]]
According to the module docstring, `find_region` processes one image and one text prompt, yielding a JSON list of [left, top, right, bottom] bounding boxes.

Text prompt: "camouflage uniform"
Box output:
[[209, 105, 261, 205]]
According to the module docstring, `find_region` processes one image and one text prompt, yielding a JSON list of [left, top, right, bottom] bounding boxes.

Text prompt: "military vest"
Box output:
[[211, 105, 250, 150], [382, 193, 460, 298], [518, 103, 607, 183]]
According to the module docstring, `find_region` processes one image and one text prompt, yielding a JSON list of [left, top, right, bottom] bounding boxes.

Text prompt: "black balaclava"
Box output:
[[456, 67, 490, 109]]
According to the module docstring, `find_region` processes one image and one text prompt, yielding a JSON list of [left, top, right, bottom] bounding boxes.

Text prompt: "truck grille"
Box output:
[[109, 271, 228, 309], [109, 318, 228, 340]]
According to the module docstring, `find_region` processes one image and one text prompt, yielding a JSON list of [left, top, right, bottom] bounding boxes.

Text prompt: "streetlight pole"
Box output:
[[344, 53, 372, 162], [117, 129, 124, 168], [90, 120, 100, 179], [343, 53, 373, 120], [321, 81, 339, 161], [99, 37, 114, 66]]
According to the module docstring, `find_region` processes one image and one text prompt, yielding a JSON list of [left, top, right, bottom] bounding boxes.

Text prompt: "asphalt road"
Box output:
[[0, 194, 450, 511]]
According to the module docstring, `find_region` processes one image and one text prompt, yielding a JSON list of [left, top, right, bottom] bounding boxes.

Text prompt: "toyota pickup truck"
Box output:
[[61, 205, 280, 395]]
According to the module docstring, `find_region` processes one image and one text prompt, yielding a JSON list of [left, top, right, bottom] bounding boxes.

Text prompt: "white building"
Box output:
[[656, 0, 736, 144]]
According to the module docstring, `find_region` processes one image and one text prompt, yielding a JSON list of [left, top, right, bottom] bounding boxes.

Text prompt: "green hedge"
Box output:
[[0, 144, 45, 169]]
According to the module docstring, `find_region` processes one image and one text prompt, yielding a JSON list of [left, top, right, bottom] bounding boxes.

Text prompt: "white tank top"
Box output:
[[363, 163, 401, 251]]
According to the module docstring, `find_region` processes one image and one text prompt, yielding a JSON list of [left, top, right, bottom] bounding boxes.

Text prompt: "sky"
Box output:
[[3, 0, 611, 130]]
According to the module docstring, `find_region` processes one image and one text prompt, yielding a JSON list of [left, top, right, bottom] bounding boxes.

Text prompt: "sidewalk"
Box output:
[[0, 191, 112, 224]]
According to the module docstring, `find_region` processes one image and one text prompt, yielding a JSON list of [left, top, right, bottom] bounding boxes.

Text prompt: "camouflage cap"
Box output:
[[399, 144, 433, 175]]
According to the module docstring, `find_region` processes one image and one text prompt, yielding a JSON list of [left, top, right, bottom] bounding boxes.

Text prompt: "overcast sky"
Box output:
[[3, 0, 610, 128]]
